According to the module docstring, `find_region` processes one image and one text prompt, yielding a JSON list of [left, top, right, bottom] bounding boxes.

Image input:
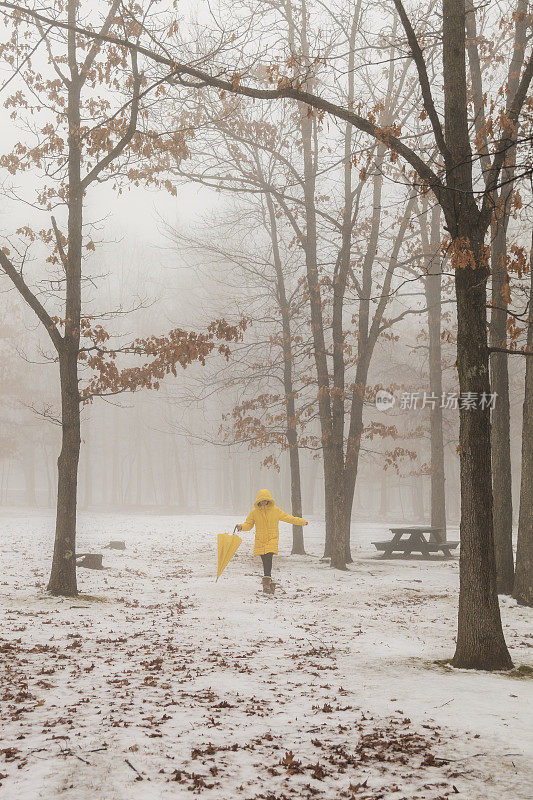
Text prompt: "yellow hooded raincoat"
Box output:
[[240, 489, 307, 556]]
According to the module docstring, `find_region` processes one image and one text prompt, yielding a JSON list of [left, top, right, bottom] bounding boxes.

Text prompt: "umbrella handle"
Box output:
[[233, 525, 240, 534]]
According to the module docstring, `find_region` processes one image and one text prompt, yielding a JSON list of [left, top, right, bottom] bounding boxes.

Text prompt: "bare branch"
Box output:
[[392, 0, 450, 164], [0, 250, 64, 352], [0, 1, 446, 202], [80, 47, 141, 191], [81, 0, 122, 81], [51, 216, 68, 269], [481, 48, 533, 223], [488, 347, 532, 356]]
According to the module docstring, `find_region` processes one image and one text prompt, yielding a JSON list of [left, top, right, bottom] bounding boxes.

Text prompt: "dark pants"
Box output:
[[260, 552, 274, 577]]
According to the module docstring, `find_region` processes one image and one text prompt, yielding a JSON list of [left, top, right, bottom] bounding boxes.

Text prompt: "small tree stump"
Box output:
[[76, 553, 104, 570], [105, 540, 126, 550]]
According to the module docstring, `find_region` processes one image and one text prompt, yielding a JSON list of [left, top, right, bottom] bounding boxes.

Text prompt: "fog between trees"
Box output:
[[0, 0, 532, 672]]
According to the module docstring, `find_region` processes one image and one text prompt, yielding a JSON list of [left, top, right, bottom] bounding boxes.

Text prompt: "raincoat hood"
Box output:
[[254, 489, 275, 507]]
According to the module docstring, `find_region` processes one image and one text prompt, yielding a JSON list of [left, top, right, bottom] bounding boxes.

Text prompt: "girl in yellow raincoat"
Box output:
[[236, 489, 307, 594]]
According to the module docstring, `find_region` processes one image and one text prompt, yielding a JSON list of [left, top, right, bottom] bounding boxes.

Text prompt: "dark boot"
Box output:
[[262, 576, 272, 594]]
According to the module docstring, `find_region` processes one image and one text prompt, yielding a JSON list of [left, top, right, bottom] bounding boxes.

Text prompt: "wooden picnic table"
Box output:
[[372, 526, 459, 559]]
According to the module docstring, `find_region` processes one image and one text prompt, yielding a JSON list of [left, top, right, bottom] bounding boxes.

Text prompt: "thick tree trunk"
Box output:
[[330, 20, 360, 566], [47, 350, 80, 596], [320, 445, 346, 569], [451, 240, 512, 669], [331, 458, 347, 570], [47, 45, 83, 596], [443, 0, 512, 670], [513, 236, 533, 606]]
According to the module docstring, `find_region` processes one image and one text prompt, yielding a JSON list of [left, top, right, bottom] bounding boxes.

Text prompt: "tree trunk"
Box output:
[[490, 221, 514, 593], [289, 446, 305, 554], [486, 0, 528, 589], [341, 499, 353, 563], [466, 0, 527, 594], [330, 13, 360, 567], [286, 0, 340, 567], [342, 392, 365, 563], [331, 460, 347, 570], [341, 153, 415, 561], [450, 239, 512, 669], [47, 350, 80, 596], [264, 191, 306, 554], [513, 235, 533, 606], [442, 0, 512, 670], [47, 47, 83, 596], [424, 205, 446, 540], [322, 461, 333, 559]]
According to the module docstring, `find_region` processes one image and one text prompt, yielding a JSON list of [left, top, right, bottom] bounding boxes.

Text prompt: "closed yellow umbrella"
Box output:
[[216, 528, 243, 580]]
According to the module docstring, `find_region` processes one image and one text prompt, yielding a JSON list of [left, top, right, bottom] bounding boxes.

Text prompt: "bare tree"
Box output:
[[168, 196, 312, 554], [417, 201, 447, 537], [5, 0, 532, 666], [466, 0, 530, 594], [0, 0, 241, 595]]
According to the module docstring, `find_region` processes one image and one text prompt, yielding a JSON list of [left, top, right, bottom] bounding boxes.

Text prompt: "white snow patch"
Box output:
[[0, 511, 532, 800]]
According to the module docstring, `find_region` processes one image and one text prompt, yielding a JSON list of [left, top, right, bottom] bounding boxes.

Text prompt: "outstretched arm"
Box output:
[[278, 510, 307, 526], [237, 509, 255, 532]]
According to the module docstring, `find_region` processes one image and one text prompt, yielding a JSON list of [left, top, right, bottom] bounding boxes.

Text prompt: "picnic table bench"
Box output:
[[373, 527, 459, 559]]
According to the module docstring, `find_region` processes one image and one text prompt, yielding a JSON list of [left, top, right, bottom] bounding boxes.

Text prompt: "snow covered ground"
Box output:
[[0, 510, 532, 800]]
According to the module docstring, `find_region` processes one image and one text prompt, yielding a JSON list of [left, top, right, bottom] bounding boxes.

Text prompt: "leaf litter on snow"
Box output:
[[0, 512, 532, 799]]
